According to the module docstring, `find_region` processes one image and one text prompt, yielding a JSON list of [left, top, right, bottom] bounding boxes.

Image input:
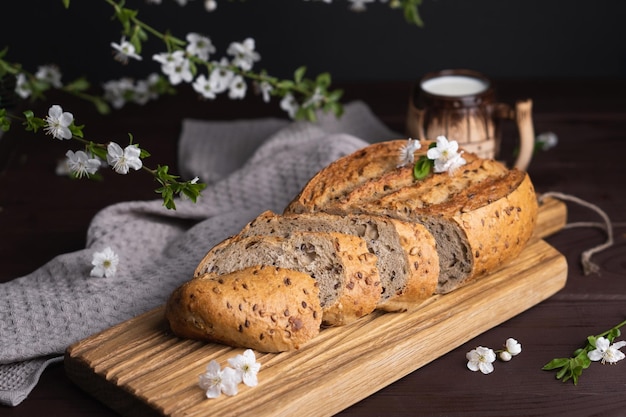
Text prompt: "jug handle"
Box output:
[[494, 99, 535, 171], [513, 99, 535, 171]]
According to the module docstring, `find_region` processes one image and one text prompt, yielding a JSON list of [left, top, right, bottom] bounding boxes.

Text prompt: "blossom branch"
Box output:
[[0, 48, 112, 115], [17, 106, 205, 210], [1, 0, 423, 210], [102, 0, 344, 120], [542, 318, 626, 385]]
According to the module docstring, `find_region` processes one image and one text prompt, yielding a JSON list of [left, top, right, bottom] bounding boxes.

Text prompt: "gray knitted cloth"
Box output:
[[0, 101, 397, 406]]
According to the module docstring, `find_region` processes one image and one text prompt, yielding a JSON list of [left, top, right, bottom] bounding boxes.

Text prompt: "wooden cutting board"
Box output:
[[65, 198, 568, 417]]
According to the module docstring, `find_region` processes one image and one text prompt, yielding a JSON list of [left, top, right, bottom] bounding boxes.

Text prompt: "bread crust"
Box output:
[[165, 266, 322, 352], [454, 171, 538, 281], [286, 140, 418, 214]]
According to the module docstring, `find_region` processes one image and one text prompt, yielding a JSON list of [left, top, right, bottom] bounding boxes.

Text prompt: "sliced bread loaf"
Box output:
[[284, 139, 538, 293], [194, 231, 382, 326], [236, 210, 439, 312], [165, 265, 322, 352]]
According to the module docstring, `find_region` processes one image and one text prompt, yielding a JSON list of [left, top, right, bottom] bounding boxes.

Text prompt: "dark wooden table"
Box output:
[[1, 79, 625, 416]]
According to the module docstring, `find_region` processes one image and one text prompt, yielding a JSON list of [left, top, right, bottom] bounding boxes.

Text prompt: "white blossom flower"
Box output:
[[152, 51, 175, 67], [35, 65, 63, 88], [280, 93, 299, 119], [198, 360, 239, 398], [397, 138, 422, 167], [103, 75, 161, 108], [227, 38, 260, 71], [65, 150, 101, 178], [192, 74, 217, 99], [145, 72, 162, 92], [90, 247, 119, 278], [153, 50, 193, 85], [588, 337, 626, 365], [102, 78, 135, 109], [349, 0, 376, 12], [227, 349, 261, 387], [228, 75, 247, 99], [505, 338, 522, 356], [258, 80, 273, 103], [427, 135, 466, 174], [536, 131, 558, 151], [106, 142, 143, 174], [146, 0, 217, 11], [168, 58, 194, 85], [44, 105, 74, 140], [131, 79, 153, 105], [498, 338, 522, 362], [186, 33, 216, 61], [15, 73, 32, 99], [209, 59, 235, 93], [466, 346, 496, 374], [438, 152, 466, 173], [132, 74, 161, 105], [111, 37, 142, 64]]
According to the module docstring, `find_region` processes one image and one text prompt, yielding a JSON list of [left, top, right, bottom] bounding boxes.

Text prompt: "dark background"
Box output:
[[2, 0, 625, 88]]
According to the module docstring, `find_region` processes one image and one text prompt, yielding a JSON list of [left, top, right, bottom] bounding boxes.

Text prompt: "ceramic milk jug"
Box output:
[[406, 69, 535, 170]]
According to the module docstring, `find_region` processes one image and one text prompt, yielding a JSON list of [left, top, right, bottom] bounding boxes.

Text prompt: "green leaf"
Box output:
[[294, 66, 307, 84], [156, 184, 176, 210], [87, 142, 108, 161], [587, 335, 597, 348], [400, 0, 424, 27], [64, 77, 90, 92], [315, 72, 331, 88], [93, 98, 111, 115], [180, 180, 206, 203], [413, 156, 432, 180], [69, 123, 84, 139], [542, 358, 569, 370], [329, 88, 344, 100], [0, 108, 10, 132], [22, 111, 45, 133], [114, 6, 138, 35], [607, 328, 621, 341], [275, 80, 295, 92], [555, 364, 570, 380]]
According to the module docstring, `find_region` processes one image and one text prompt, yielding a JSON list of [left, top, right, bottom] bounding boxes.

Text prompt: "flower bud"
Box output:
[[505, 338, 522, 356], [499, 351, 512, 362]]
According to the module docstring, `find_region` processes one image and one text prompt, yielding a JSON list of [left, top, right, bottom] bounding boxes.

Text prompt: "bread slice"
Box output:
[[237, 210, 439, 312], [285, 139, 538, 293], [165, 265, 322, 352], [194, 231, 382, 326]]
